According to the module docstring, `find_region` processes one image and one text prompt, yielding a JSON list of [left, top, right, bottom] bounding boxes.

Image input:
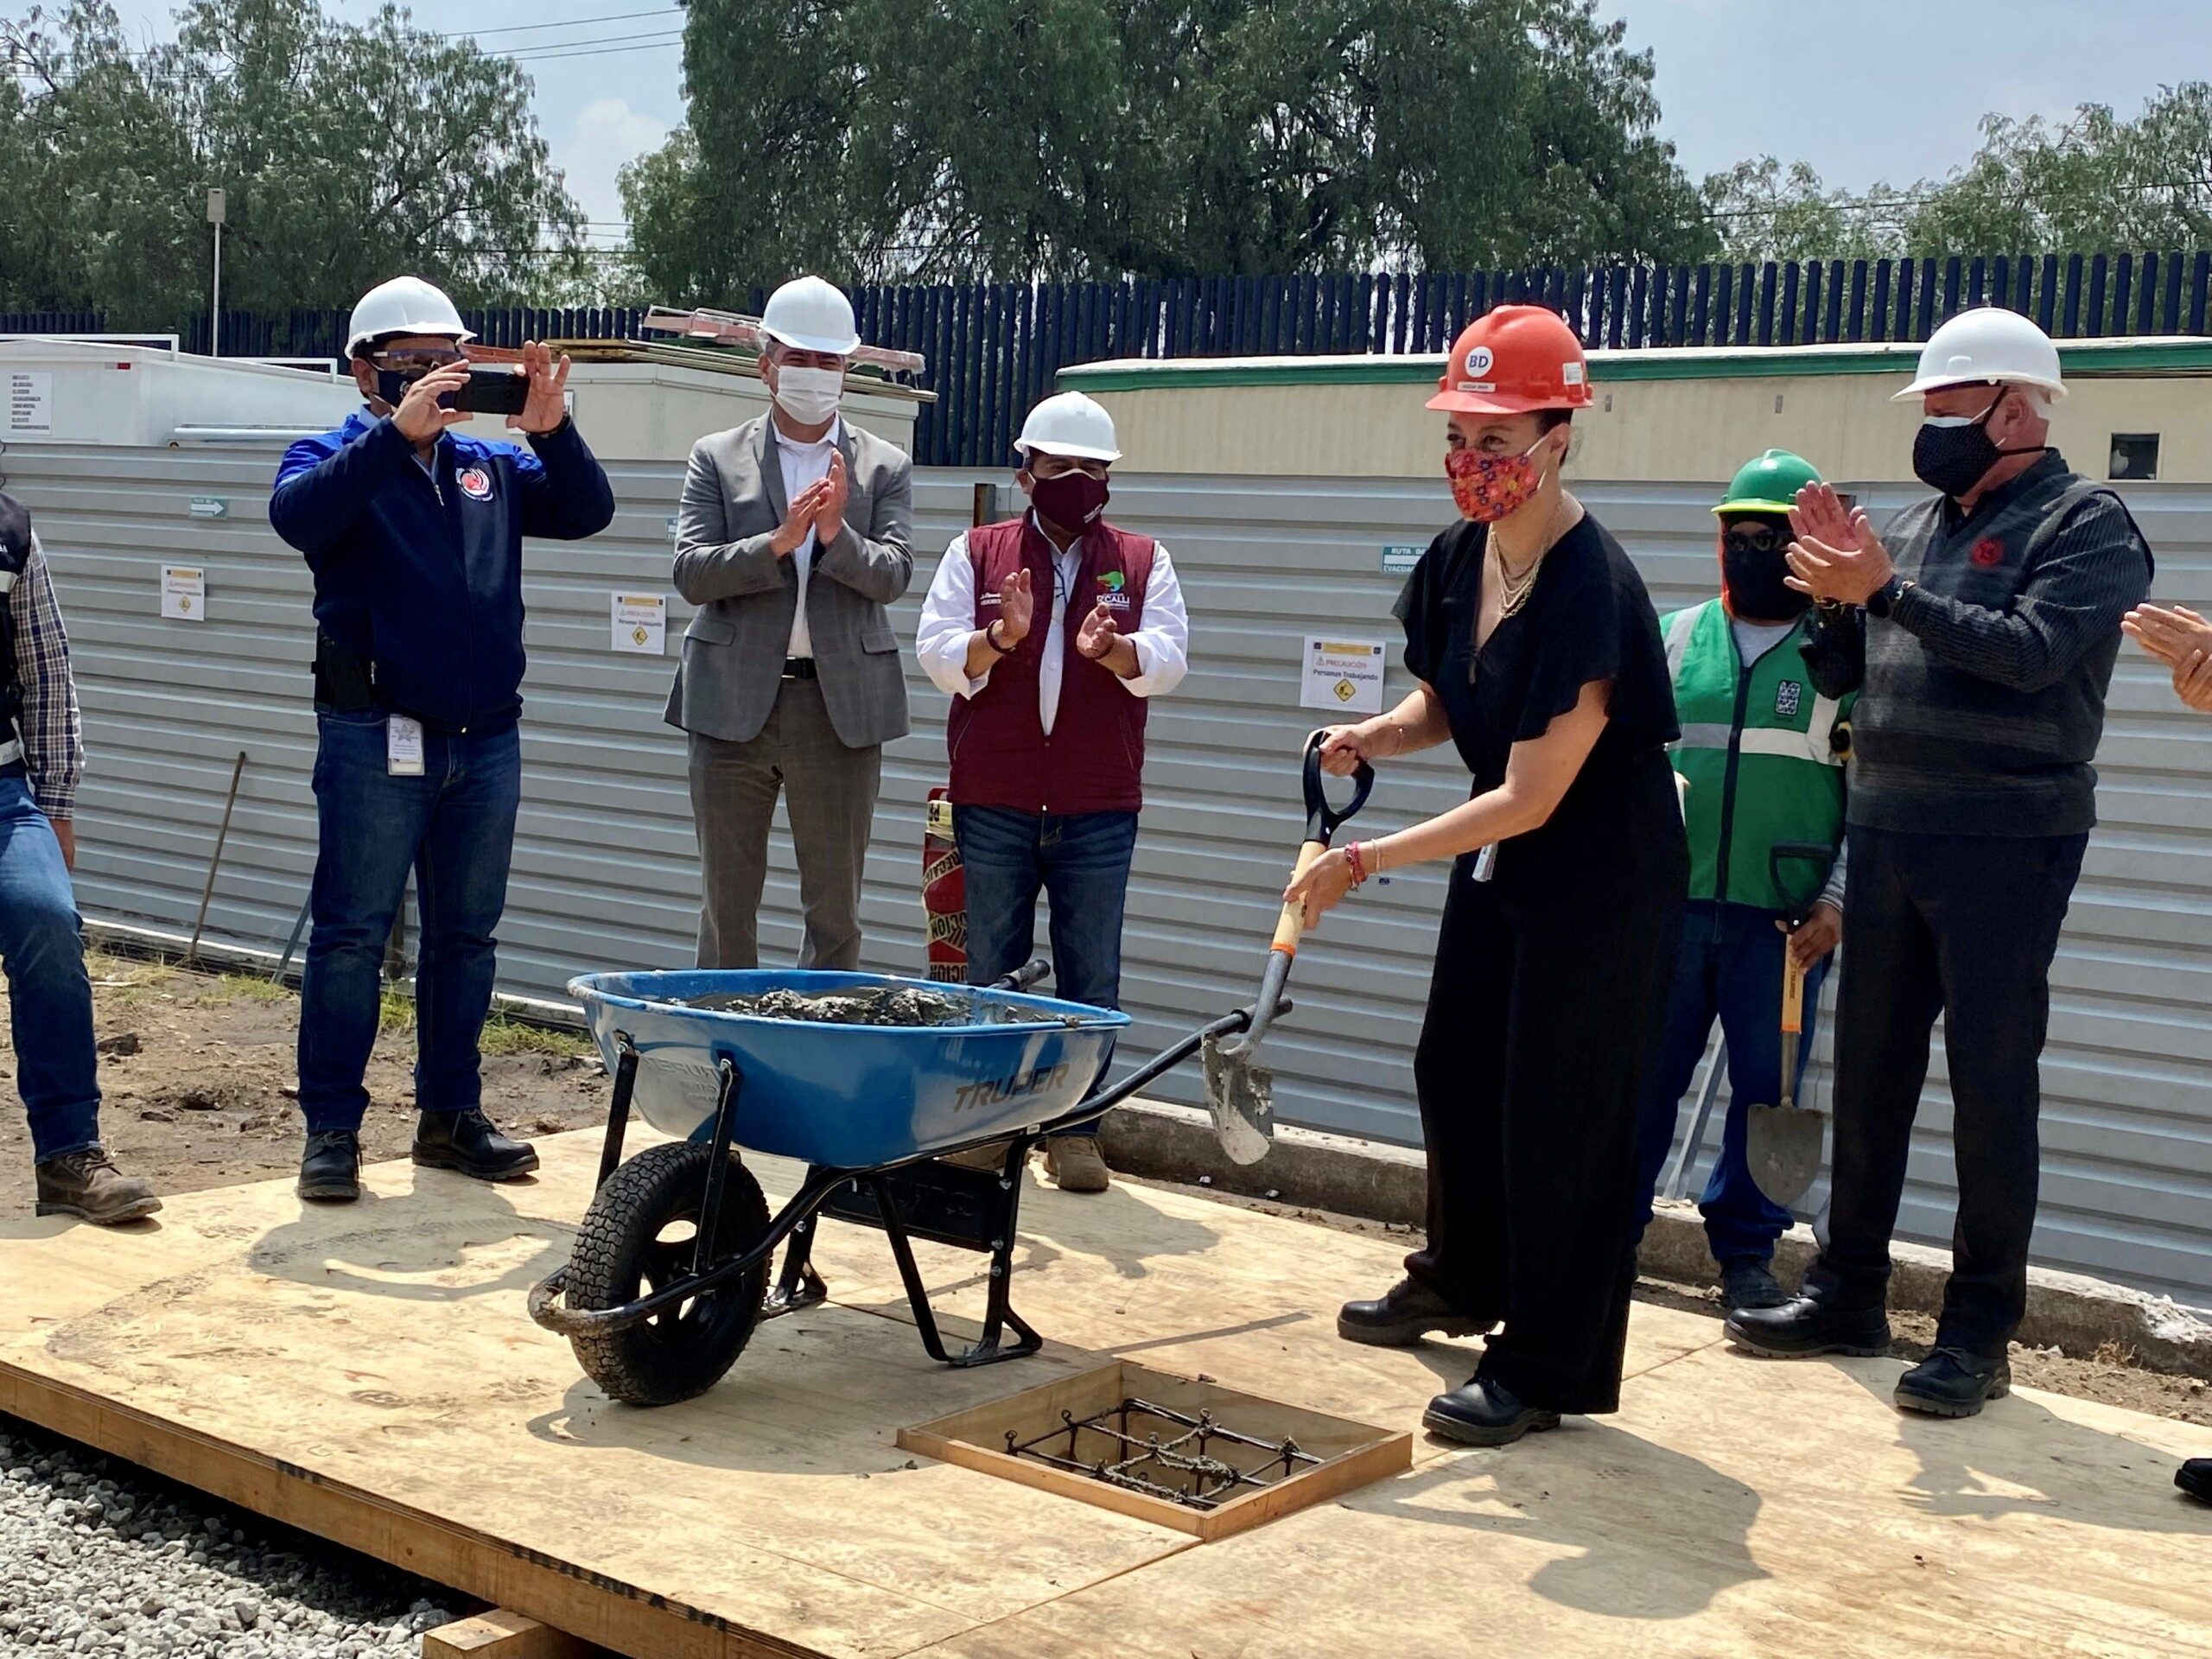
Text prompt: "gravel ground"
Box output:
[[0, 1413, 464, 1657]]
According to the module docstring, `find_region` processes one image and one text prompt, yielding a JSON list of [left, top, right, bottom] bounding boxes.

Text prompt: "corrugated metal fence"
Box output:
[[13, 247, 2212, 467], [13, 444, 2212, 1309]]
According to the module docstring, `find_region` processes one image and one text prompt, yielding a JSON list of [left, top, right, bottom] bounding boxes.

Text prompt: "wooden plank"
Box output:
[[423, 1609, 613, 1659]]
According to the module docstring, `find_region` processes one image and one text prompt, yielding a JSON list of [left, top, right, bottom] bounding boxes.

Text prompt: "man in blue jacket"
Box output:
[[270, 276, 615, 1202]]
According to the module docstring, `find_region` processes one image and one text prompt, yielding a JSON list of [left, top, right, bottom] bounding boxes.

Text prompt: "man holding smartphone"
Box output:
[[270, 276, 615, 1203]]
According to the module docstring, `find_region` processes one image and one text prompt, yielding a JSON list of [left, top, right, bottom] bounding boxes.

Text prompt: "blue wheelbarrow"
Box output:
[[528, 961, 1281, 1406]]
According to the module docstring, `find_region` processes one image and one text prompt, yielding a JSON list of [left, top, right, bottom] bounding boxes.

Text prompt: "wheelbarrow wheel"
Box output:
[[564, 1141, 772, 1407]]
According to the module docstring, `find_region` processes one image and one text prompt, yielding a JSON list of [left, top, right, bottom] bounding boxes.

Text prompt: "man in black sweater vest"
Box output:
[[1723, 308, 2153, 1418]]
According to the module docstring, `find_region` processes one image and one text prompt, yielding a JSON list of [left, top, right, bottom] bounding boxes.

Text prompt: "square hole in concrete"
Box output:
[[899, 1360, 1411, 1541]]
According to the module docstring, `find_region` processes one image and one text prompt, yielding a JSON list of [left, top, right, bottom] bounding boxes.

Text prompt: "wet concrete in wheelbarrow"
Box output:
[[667, 984, 1089, 1027]]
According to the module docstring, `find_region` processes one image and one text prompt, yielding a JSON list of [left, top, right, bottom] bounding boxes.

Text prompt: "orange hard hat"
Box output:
[[1427, 305, 1594, 416]]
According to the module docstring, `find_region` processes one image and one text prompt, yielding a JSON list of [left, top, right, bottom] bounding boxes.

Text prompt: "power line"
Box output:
[[466, 7, 682, 40], [505, 32, 684, 63]]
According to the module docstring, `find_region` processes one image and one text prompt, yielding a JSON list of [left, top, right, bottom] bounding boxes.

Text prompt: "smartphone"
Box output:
[[449, 366, 531, 416]]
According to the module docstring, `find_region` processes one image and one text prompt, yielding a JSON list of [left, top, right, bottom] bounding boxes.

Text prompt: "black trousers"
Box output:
[[1406, 846, 1683, 1415], [1804, 825, 2088, 1353]]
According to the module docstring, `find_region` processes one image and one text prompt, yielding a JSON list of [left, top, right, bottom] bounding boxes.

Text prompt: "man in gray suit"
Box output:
[[664, 276, 915, 969]]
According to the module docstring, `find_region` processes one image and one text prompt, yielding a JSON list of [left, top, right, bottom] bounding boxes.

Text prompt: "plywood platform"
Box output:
[[1, 1131, 2206, 1658]]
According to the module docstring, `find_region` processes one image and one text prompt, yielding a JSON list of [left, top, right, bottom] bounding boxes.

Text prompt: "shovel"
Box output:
[[1205, 733, 1375, 1164], [1745, 840, 1835, 1207]]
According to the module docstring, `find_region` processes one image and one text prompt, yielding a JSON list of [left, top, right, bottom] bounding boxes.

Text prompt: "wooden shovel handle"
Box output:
[[1270, 840, 1328, 954], [1781, 944, 1806, 1036]]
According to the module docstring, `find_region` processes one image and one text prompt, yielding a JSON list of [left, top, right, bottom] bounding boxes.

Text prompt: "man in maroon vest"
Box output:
[[916, 391, 1191, 1192]]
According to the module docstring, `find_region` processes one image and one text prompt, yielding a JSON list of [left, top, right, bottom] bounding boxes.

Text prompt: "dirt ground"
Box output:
[[3, 948, 2206, 1432], [0, 947, 607, 1216]]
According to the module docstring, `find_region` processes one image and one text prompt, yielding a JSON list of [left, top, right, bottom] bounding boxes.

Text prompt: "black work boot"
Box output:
[[1894, 1347, 2011, 1417], [1337, 1277, 1488, 1347], [298, 1129, 361, 1203], [1719, 1257, 1789, 1313], [1725, 1294, 1891, 1357], [34, 1147, 162, 1224], [2178, 1459, 2212, 1504], [1422, 1377, 1560, 1447], [412, 1109, 540, 1182]]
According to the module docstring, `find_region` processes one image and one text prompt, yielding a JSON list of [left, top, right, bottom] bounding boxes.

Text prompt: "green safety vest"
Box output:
[[1662, 599, 1852, 912]]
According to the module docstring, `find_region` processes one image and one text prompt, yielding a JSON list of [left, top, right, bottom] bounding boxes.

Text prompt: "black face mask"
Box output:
[[373, 367, 424, 408], [1912, 389, 2048, 499], [1719, 520, 1808, 620]]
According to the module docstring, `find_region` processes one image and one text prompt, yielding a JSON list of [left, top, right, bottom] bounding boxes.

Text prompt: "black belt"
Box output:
[[780, 658, 818, 680]]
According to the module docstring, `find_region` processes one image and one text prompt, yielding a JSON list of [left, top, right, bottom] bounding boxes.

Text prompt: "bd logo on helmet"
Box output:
[[457, 467, 493, 502], [1465, 346, 1494, 376]]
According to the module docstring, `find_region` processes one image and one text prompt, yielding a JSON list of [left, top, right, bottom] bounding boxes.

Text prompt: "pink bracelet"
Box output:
[[1344, 842, 1369, 889]]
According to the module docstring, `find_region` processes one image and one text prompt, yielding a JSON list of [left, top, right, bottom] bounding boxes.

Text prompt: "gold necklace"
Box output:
[[1491, 509, 1557, 620]]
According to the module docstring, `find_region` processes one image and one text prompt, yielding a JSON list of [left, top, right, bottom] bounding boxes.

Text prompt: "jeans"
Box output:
[[1633, 900, 1830, 1265], [296, 713, 521, 1134], [954, 806, 1139, 1135], [0, 769, 100, 1162], [1803, 826, 2088, 1354]]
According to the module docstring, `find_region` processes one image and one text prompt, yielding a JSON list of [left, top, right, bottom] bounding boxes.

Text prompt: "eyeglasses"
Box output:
[[1722, 524, 1789, 556], [372, 348, 467, 371]]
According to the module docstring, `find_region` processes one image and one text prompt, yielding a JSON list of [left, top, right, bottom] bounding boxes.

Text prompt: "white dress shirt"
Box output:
[[776, 417, 842, 659], [916, 517, 1190, 734]]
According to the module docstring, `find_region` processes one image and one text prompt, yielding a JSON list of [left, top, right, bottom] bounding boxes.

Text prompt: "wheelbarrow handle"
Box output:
[[991, 958, 1052, 994]]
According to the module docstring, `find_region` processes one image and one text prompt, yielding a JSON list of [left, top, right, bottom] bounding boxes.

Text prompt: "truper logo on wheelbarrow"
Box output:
[[953, 1060, 1071, 1114]]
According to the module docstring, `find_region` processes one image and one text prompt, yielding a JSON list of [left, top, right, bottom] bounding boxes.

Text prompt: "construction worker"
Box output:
[[270, 276, 616, 1203], [665, 276, 914, 973], [1631, 449, 1851, 1312], [914, 391, 1189, 1194], [1726, 308, 2153, 1418], [1300, 308, 1688, 1447], [0, 493, 159, 1223]]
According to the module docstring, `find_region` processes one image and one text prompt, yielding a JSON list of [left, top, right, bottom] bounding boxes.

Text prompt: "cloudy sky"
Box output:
[[101, 0, 2212, 242]]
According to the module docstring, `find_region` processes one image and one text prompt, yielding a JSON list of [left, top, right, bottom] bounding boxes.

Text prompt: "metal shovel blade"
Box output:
[[1745, 1103, 1825, 1208], [1201, 1033, 1275, 1166]]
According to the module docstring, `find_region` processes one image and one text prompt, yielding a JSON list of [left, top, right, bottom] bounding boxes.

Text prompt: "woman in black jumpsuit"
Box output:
[[1288, 306, 1687, 1446]]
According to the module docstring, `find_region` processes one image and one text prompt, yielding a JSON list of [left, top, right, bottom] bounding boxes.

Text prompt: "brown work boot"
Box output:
[[1043, 1135, 1109, 1193], [938, 1141, 1017, 1175], [35, 1147, 162, 1224]]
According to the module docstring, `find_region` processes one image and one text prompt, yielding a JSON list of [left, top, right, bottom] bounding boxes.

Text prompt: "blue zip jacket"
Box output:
[[270, 410, 616, 733]]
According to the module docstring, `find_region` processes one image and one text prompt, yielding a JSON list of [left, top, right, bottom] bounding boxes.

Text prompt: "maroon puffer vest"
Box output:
[[946, 515, 1156, 815]]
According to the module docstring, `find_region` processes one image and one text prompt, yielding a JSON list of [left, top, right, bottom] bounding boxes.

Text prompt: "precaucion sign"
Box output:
[[160, 566, 206, 622], [610, 592, 667, 655], [1300, 636, 1385, 715]]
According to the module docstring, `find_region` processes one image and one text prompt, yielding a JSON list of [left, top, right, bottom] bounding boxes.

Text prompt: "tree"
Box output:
[[1701, 84, 2212, 264], [623, 0, 1717, 303], [0, 0, 588, 326]]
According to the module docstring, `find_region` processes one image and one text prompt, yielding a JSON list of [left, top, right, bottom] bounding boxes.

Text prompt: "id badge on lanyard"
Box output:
[[386, 715, 425, 777]]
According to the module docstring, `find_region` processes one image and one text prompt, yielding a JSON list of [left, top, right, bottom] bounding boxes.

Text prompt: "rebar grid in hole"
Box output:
[[1001, 1397, 1321, 1512]]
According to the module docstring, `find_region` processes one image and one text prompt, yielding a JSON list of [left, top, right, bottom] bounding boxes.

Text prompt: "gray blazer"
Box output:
[[664, 415, 914, 747]]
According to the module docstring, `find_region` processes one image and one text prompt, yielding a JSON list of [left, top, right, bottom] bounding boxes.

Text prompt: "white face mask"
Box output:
[[772, 364, 843, 425]]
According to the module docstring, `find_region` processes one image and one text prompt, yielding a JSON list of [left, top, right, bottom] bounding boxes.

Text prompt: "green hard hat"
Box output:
[[1713, 448, 1823, 516]]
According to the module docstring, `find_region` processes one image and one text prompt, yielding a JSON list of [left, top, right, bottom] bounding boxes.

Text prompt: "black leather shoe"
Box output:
[[412, 1109, 541, 1181], [1725, 1294, 1891, 1357], [2177, 1458, 2212, 1503], [1422, 1377, 1560, 1447], [1337, 1278, 1488, 1347], [298, 1129, 361, 1203], [1894, 1347, 2011, 1417], [1719, 1258, 1789, 1313]]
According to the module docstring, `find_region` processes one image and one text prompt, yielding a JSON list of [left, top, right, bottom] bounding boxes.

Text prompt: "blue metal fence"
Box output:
[[8, 251, 2211, 465]]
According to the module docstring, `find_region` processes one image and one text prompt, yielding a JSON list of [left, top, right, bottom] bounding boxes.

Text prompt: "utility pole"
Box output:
[[207, 188, 226, 356]]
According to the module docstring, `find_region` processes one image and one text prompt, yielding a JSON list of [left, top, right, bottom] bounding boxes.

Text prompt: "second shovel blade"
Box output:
[[1745, 1103, 1825, 1207], [1201, 1033, 1275, 1165]]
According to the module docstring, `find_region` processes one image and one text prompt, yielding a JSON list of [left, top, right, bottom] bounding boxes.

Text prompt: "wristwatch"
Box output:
[[1866, 575, 1910, 619]]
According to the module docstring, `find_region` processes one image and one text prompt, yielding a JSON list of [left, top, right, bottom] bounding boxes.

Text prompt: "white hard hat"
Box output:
[[1015, 391, 1122, 463], [1895, 307, 2067, 402], [760, 276, 861, 355], [345, 276, 473, 358]]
